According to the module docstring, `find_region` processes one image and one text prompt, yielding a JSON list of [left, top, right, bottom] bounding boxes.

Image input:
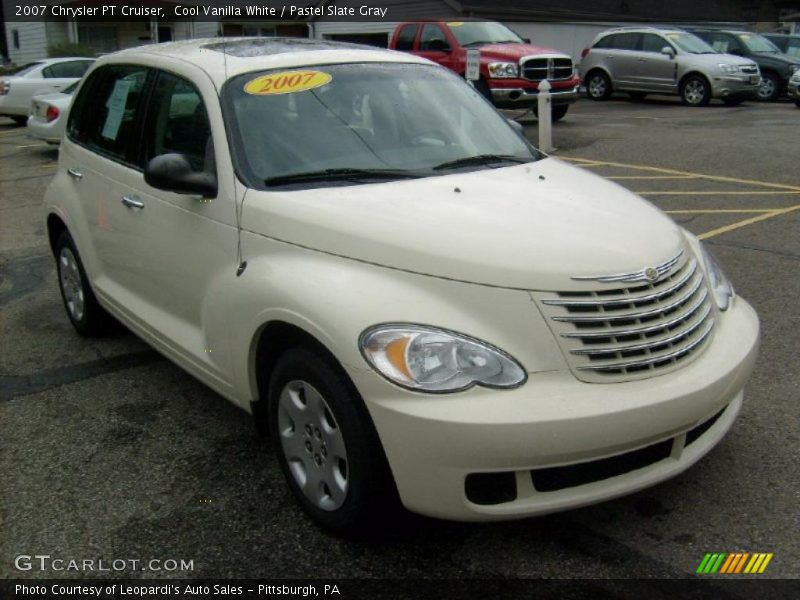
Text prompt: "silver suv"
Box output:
[[579, 27, 761, 106]]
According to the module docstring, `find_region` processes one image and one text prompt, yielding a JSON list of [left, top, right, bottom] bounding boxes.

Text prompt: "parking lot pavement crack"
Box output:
[[705, 240, 800, 261], [0, 254, 52, 307], [0, 350, 164, 401]]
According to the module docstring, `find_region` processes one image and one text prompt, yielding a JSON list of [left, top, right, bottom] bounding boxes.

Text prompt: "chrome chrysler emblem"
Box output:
[[644, 267, 659, 282], [571, 249, 684, 284]]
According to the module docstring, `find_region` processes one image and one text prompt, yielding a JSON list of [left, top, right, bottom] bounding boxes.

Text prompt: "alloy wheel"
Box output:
[[58, 247, 85, 322], [683, 80, 706, 105]]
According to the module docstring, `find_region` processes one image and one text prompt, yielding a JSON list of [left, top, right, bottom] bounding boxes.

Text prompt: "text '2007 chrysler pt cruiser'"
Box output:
[[45, 39, 760, 533]]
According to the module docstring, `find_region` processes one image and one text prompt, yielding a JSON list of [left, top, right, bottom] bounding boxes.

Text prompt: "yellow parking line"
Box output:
[[665, 209, 778, 214], [638, 191, 800, 196], [562, 157, 800, 192], [574, 162, 604, 167], [698, 205, 800, 240]]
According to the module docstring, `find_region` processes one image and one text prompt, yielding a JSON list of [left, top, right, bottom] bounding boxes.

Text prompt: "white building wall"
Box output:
[[4, 22, 48, 64], [507, 22, 619, 60], [311, 21, 400, 42]]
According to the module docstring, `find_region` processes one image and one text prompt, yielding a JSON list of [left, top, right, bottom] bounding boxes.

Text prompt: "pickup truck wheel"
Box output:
[[680, 75, 711, 106], [756, 72, 780, 101], [55, 231, 113, 337], [586, 71, 612, 100], [474, 78, 492, 103], [269, 347, 397, 534]]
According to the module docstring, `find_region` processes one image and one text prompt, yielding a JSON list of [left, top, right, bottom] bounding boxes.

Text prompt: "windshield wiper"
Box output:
[[462, 40, 495, 47], [265, 168, 421, 186], [432, 154, 531, 171]]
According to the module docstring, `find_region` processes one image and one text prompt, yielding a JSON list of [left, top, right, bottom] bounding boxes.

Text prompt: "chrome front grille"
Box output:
[[521, 57, 574, 82], [534, 251, 715, 383], [740, 65, 758, 74]]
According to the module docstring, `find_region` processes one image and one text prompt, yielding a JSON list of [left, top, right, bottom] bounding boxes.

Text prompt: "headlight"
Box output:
[[718, 63, 738, 74], [699, 244, 734, 311], [788, 64, 799, 75], [360, 325, 526, 393], [487, 62, 519, 78]]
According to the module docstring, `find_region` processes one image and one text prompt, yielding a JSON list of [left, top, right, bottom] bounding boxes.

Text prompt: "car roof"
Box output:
[[98, 37, 430, 86], [597, 27, 686, 37]]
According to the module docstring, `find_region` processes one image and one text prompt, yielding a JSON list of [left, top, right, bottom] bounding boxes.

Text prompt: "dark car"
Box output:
[[763, 34, 800, 59], [687, 29, 800, 101]]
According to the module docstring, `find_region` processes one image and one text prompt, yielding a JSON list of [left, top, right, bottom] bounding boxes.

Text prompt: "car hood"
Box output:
[[473, 42, 570, 61], [689, 53, 757, 68], [241, 158, 685, 291], [753, 51, 800, 65]]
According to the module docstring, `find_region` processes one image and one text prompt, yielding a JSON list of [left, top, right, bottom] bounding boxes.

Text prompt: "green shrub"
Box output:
[[47, 42, 96, 58]]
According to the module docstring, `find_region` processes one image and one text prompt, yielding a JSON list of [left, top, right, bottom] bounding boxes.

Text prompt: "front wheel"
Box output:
[[586, 71, 612, 100], [532, 104, 569, 122], [680, 75, 711, 106], [756, 72, 780, 102], [268, 348, 396, 534]]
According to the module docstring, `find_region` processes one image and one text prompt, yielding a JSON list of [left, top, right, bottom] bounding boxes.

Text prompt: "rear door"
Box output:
[[605, 33, 642, 86]]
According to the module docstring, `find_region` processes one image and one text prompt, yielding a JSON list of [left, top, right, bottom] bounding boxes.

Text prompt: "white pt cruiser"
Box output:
[[45, 39, 759, 533]]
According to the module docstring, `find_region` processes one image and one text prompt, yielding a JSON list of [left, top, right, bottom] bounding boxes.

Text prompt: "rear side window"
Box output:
[[6, 62, 43, 76], [68, 64, 150, 166], [641, 34, 669, 53], [593, 35, 616, 49], [395, 24, 418, 51], [42, 60, 93, 78], [142, 71, 215, 177], [419, 24, 449, 51], [610, 33, 641, 51]]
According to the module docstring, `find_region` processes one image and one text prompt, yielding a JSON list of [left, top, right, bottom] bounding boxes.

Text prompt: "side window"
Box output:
[[142, 71, 214, 176], [419, 24, 449, 51], [395, 24, 419, 51], [612, 33, 641, 51], [42, 60, 93, 78], [708, 33, 731, 53], [641, 34, 668, 53], [594, 35, 616, 49], [68, 64, 150, 165]]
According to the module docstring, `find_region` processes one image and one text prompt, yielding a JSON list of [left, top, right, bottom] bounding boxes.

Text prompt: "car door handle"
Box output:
[[67, 168, 83, 180], [121, 195, 144, 209]]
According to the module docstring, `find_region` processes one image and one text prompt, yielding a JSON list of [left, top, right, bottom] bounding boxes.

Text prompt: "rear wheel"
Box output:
[[586, 70, 612, 100], [268, 347, 397, 534], [756, 72, 780, 102], [680, 75, 710, 106], [11, 115, 27, 126], [55, 231, 114, 336]]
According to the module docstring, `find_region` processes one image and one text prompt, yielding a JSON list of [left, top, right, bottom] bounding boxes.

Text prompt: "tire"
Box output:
[[474, 77, 493, 103], [586, 70, 612, 101], [795, 100, 800, 108], [680, 75, 711, 106], [11, 115, 27, 126], [628, 92, 647, 101], [532, 104, 569, 122], [55, 230, 114, 336], [722, 97, 744, 106], [756, 72, 780, 102], [268, 347, 397, 534]]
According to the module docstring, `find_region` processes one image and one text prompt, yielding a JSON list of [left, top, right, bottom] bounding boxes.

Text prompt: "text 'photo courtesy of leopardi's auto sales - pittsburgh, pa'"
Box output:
[[45, 30, 759, 534]]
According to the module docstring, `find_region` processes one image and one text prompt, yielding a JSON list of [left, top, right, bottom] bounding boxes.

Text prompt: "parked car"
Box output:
[[27, 81, 80, 144], [0, 58, 94, 125], [789, 69, 800, 107], [389, 20, 581, 121], [687, 29, 800, 101], [46, 38, 759, 533], [580, 27, 761, 106], [763, 33, 800, 59]]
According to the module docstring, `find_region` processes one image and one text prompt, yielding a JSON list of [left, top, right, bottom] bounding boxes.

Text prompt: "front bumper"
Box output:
[[491, 84, 580, 108], [351, 298, 759, 521], [788, 80, 800, 101], [711, 75, 761, 100]]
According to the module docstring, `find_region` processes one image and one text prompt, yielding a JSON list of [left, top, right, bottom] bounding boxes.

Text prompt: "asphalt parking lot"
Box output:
[[1, 97, 798, 586]]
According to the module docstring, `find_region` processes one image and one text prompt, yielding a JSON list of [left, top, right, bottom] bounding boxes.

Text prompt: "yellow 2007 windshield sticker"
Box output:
[[447, 21, 464, 27], [244, 70, 332, 95]]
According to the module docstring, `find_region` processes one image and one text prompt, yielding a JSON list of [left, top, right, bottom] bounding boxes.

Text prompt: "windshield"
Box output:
[[446, 22, 523, 46], [739, 34, 781, 53], [63, 81, 80, 94], [5, 62, 43, 76], [223, 63, 539, 189], [665, 33, 716, 54]]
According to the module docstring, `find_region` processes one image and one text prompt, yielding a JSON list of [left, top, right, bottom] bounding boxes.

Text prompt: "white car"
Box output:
[[0, 57, 93, 125], [44, 39, 759, 533], [27, 81, 79, 144]]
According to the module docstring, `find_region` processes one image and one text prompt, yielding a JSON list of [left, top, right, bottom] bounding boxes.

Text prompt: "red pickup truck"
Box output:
[[389, 21, 581, 121]]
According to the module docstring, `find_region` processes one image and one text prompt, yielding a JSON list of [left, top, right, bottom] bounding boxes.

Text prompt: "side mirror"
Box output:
[[506, 118, 524, 134], [428, 39, 451, 53], [729, 48, 744, 56], [661, 46, 676, 58], [144, 153, 217, 197], [523, 38, 532, 44]]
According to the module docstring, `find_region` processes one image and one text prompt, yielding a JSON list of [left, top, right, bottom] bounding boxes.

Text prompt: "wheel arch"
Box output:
[[46, 213, 68, 257], [679, 70, 710, 90]]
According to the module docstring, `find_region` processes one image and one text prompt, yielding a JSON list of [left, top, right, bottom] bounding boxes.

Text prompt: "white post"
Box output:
[[537, 79, 553, 153]]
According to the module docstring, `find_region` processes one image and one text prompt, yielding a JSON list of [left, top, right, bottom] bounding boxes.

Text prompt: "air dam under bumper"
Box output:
[[350, 298, 759, 521], [711, 76, 760, 100], [491, 85, 579, 108]]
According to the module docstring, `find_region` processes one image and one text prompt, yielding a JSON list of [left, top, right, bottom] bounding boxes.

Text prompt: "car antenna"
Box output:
[[219, 26, 247, 277]]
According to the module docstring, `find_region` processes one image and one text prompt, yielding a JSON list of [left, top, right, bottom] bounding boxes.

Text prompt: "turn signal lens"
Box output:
[[360, 325, 526, 393]]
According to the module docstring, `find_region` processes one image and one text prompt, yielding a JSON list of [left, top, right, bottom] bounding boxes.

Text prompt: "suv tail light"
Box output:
[[0, 80, 9, 95], [46, 105, 60, 122], [580, 48, 590, 58]]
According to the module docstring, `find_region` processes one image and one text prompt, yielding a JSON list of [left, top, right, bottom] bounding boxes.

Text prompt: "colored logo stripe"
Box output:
[[697, 552, 773, 574]]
